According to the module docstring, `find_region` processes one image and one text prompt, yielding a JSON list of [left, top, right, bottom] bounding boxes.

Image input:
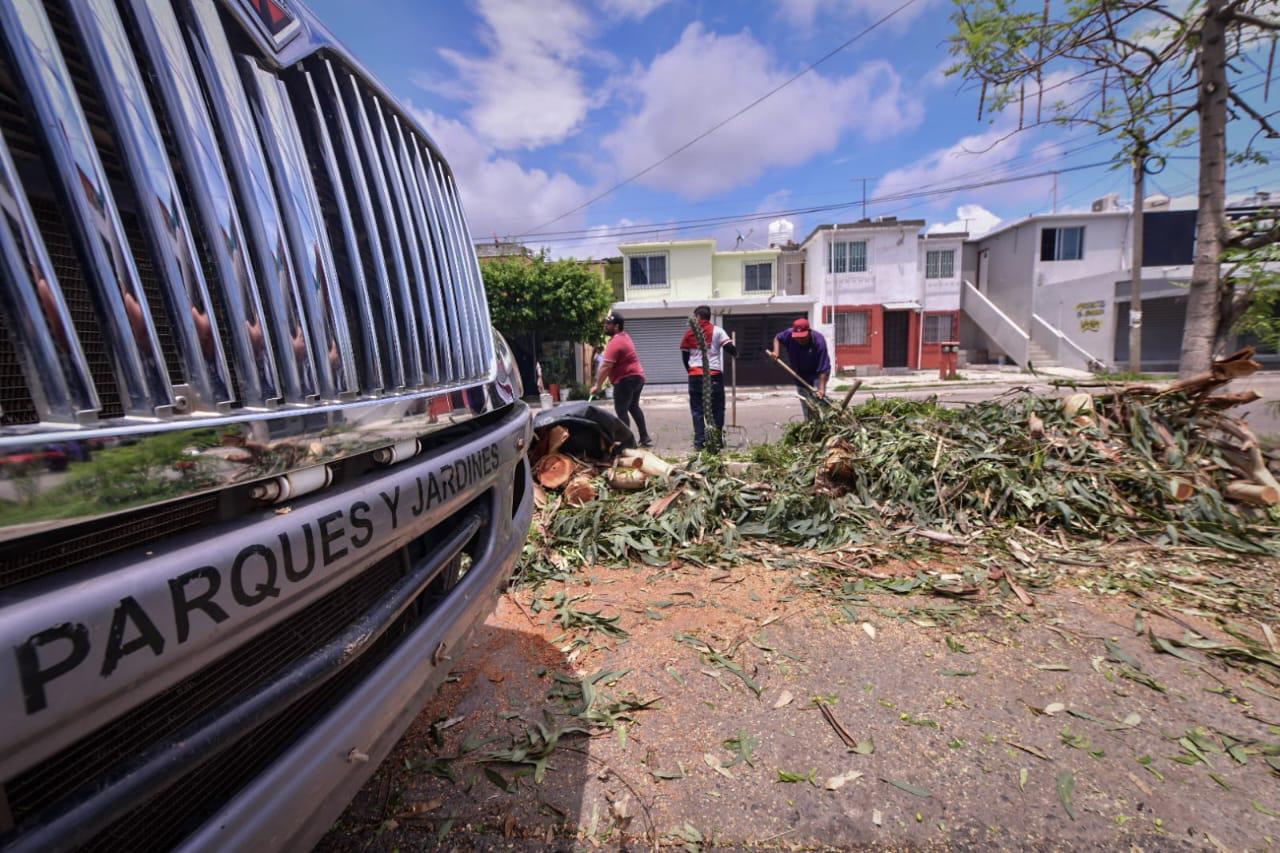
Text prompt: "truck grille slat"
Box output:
[[415, 145, 468, 383], [0, 0, 490, 432], [342, 69, 424, 389], [185, 0, 319, 405], [126, 0, 281, 409], [242, 57, 357, 400], [70, 0, 235, 415], [374, 98, 439, 384], [315, 57, 405, 391], [298, 68, 384, 395], [0, 0, 175, 418], [0, 126, 98, 425]]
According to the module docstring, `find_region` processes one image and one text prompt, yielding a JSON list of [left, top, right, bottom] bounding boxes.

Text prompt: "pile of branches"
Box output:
[[521, 349, 1280, 585]]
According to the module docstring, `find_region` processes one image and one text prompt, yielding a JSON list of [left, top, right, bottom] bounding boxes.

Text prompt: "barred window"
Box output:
[[828, 240, 867, 273], [628, 254, 668, 287], [744, 261, 773, 292], [925, 249, 954, 279], [924, 314, 955, 344], [835, 311, 870, 345]]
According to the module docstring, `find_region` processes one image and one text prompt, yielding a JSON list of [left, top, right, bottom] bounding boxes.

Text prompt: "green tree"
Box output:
[[948, 0, 1279, 376], [482, 255, 613, 346]]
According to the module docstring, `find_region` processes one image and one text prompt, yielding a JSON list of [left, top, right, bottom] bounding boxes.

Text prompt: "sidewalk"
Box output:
[[624, 365, 1096, 407]]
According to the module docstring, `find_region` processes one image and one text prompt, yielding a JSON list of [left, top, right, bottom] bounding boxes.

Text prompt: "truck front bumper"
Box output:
[[183, 411, 535, 853]]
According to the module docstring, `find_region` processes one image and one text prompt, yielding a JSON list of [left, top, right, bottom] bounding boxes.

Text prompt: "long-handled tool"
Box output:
[[764, 349, 831, 405]]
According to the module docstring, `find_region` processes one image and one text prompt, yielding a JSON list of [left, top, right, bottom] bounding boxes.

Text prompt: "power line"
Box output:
[[521, 140, 1116, 242], [514, 0, 922, 238], [527, 160, 1111, 250]]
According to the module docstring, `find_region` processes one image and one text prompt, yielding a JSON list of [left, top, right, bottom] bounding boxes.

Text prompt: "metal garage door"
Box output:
[[721, 313, 806, 385], [1114, 295, 1186, 369], [625, 316, 690, 384]]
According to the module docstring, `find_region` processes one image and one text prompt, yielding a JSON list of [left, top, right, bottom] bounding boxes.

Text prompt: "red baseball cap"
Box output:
[[791, 317, 811, 339]]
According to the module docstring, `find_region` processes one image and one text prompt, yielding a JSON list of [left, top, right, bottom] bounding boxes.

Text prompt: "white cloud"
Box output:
[[411, 107, 590, 241], [928, 204, 1002, 236], [597, 0, 670, 20], [429, 0, 601, 150], [601, 24, 923, 199], [873, 125, 1062, 215], [777, 0, 938, 32], [540, 219, 642, 260]]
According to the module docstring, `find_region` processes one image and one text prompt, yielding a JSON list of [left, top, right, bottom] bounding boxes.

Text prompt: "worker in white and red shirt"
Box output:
[[679, 305, 737, 451]]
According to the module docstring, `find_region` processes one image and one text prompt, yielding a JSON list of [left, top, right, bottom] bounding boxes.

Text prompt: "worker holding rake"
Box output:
[[769, 318, 831, 421]]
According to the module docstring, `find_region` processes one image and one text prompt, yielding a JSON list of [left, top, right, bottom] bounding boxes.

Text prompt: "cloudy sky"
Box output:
[[306, 0, 1273, 256]]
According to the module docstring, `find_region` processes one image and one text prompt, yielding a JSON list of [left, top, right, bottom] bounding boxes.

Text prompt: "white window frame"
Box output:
[[925, 249, 955, 279], [627, 252, 669, 289], [828, 238, 868, 274], [743, 260, 773, 293], [1040, 226, 1085, 261], [835, 310, 871, 345], [923, 313, 955, 344]]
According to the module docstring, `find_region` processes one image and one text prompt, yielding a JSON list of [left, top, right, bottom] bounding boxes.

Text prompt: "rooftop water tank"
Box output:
[[768, 218, 795, 247]]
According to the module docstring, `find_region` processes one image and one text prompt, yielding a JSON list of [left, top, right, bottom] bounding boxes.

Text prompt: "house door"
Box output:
[[977, 249, 989, 291], [883, 311, 911, 368]]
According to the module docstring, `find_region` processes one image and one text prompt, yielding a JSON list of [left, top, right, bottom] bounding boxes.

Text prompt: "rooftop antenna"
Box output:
[[850, 176, 870, 219], [734, 227, 754, 249]]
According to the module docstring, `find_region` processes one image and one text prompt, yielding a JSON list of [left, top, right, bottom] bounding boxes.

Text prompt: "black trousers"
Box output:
[[612, 375, 650, 443], [687, 373, 725, 449]]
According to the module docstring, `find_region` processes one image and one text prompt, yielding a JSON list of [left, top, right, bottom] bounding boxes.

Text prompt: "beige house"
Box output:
[[613, 239, 815, 385]]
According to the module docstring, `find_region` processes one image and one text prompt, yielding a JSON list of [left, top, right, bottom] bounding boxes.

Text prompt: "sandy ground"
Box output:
[[319, 553, 1280, 851]]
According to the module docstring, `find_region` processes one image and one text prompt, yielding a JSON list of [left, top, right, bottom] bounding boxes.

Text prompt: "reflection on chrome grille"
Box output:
[[0, 0, 492, 429]]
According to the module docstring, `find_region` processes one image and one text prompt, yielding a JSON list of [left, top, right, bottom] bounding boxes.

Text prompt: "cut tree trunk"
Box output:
[[606, 467, 648, 491], [1168, 478, 1195, 501], [1178, 0, 1229, 378], [535, 452, 575, 489], [1225, 481, 1279, 506], [547, 425, 571, 454], [563, 474, 598, 506]]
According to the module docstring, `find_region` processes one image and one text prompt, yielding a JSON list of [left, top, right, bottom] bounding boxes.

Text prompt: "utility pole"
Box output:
[[1129, 152, 1145, 375], [1051, 171, 1058, 213]]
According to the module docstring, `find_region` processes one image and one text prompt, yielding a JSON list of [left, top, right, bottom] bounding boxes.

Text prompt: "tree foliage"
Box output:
[[482, 255, 614, 346], [947, 0, 1280, 376]]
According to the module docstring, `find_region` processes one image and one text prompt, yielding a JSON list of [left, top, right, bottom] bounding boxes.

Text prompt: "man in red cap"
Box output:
[[769, 317, 830, 420]]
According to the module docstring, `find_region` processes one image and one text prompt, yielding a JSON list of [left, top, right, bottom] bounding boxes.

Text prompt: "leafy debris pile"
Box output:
[[523, 349, 1279, 585]]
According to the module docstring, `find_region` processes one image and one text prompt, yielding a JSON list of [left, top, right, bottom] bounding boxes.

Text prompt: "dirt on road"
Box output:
[[319, 553, 1280, 851]]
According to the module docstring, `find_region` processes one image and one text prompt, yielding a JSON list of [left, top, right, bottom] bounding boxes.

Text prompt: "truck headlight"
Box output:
[[492, 329, 522, 402]]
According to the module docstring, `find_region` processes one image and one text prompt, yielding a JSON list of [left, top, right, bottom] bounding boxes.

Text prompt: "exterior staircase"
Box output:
[[960, 280, 1105, 373], [1025, 341, 1059, 370]]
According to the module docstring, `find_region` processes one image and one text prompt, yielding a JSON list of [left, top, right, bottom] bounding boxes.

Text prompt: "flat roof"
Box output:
[[973, 210, 1129, 243], [618, 239, 716, 251], [799, 218, 927, 247]]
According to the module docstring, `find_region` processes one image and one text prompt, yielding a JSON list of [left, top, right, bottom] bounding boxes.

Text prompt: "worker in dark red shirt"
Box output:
[[769, 317, 831, 420], [590, 312, 653, 447]]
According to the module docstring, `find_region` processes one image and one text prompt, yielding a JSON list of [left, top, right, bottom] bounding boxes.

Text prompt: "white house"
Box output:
[[799, 218, 962, 371]]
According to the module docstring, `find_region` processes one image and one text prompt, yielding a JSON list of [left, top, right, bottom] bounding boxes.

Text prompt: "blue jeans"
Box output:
[[688, 373, 725, 449]]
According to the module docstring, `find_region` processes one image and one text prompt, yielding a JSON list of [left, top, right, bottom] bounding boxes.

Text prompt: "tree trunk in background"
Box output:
[[1178, 1, 1229, 377], [1129, 156, 1145, 374]]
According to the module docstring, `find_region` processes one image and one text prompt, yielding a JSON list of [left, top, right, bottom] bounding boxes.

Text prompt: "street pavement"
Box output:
[[567, 372, 1280, 456]]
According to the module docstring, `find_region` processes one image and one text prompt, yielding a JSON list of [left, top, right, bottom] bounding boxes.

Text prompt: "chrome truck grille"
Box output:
[[0, 0, 493, 430]]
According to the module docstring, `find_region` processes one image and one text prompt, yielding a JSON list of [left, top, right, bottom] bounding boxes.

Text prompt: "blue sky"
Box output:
[[305, 0, 1275, 257]]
